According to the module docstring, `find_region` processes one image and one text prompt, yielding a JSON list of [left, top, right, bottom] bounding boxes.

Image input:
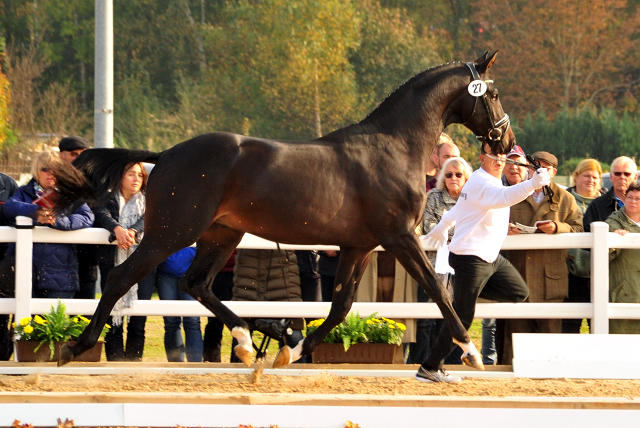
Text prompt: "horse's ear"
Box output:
[[475, 51, 498, 75]]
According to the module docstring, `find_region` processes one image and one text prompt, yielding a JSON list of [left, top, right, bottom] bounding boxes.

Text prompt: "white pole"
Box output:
[[94, 0, 114, 148], [13, 216, 34, 360], [591, 222, 610, 334]]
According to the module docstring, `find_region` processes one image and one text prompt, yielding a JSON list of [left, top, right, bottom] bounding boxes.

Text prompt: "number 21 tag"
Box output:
[[467, 80, 487, 97]]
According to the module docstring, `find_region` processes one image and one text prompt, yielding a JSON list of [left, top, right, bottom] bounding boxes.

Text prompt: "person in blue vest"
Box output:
[[156, 246, 203, 362]]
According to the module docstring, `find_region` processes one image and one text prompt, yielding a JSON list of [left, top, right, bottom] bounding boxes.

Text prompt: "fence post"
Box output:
[[590, 222, 609, 334], [14, 216, 34, 325]]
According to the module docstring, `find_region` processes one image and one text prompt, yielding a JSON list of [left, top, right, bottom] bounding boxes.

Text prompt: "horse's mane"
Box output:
[[356, 61, 465, 128]]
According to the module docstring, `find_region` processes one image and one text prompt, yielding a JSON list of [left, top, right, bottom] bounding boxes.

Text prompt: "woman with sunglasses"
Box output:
[[408, 157, 472, 365], [605, 182, 640, 334], [1, 149, 94, 299]]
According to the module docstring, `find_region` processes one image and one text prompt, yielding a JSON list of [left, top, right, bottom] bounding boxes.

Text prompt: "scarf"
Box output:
[[111, 190, 146, 327]]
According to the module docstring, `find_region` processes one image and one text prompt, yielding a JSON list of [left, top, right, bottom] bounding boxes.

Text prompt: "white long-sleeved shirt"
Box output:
[[438, 167, 536, 263]]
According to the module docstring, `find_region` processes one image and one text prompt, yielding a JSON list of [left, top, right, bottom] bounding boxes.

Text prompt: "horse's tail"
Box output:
[[69, 148, 162, 209]]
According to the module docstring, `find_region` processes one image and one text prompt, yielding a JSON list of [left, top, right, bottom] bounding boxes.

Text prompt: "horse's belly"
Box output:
[[216, 213, 376, 247]]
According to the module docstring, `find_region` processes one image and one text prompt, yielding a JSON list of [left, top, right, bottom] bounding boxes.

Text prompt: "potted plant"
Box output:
[[12, 301, 109, 362], [307, 312, 406, 364]]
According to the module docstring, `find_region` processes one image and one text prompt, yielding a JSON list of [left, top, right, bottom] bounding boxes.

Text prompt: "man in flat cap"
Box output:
[[59, 136, 91, 163], [501, 150, 583, 364]]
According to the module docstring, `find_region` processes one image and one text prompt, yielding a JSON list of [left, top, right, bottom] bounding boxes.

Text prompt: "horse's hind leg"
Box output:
[[382, 233, 483, 370], [272, 246, 375, 368], [177, 223, 254, 366]]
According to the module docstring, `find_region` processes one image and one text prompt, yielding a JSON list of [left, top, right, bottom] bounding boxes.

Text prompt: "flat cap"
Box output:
[[531, 151, 558, 168], [59, 136, 91, 152]]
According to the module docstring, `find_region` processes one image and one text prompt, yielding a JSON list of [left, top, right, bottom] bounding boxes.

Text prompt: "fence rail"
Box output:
[[1, 217, 640, 336]]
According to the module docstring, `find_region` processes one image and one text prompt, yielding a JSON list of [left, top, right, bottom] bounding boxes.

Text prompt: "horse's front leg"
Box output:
[[58, 260, 154, 366], [383, 233, 483, 370], [272, 246, 375, 368]]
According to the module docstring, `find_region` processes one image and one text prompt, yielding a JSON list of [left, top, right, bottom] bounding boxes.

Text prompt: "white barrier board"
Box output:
[[513, 333, 640, 379]]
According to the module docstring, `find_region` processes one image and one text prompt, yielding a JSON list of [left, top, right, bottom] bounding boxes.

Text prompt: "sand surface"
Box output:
[[1, 371, 640, 398]]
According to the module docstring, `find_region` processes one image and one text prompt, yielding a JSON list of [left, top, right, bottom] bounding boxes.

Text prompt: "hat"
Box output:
[[506, 145, 526, 159], [531, 151, 558, 168], [58, 136, 91, 152]]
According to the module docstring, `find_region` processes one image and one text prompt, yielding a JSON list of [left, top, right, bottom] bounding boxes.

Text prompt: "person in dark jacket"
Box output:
[[583, 156, 638, 232], [1, 149, 94, 299], [94, 161, 154, 362], [156, 246, 203, 362], [231, 249, 306, 363], [0, 172, 19, 361]]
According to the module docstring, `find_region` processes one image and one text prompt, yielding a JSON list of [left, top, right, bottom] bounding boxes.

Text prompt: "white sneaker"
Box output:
[[415, 367, 462, 384]]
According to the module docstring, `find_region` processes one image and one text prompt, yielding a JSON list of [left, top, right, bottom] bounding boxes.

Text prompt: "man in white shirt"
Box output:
[[416, 142, 550, 383]]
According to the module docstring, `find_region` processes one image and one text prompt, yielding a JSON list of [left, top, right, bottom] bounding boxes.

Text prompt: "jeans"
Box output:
[[481, 318, 497, 365], [423, 253, 528, 371], [156, 272, 203, 362], [101, 263, 155, 361]]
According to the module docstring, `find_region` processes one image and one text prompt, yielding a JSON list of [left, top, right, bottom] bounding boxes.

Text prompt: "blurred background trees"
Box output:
[[1, 0, 639, 175]]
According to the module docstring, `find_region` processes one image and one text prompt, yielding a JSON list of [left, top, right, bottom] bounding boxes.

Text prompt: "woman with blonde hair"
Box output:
[[1, 149, 94, 298], [563, 158, 605, 333]]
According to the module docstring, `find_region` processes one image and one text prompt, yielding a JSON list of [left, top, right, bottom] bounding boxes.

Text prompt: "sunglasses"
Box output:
[[445, 172, 464, 179], [40, 167, 52, 173], [613, 171, 634, 177]]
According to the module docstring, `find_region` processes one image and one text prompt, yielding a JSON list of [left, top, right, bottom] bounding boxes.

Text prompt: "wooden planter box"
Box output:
[[15, 340, 103, 362], [312, 343, 400, 364]]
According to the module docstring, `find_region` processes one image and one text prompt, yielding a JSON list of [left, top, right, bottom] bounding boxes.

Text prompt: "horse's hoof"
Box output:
[[57, 343, 74, 367], [461, 352, 484, 370], [272, 346, 291, 369], [233, 344, 253, 367]]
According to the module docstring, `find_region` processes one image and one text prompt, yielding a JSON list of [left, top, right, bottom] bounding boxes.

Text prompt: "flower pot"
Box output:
[[15, 340, 103, 362], [312, 343, 400, 364]]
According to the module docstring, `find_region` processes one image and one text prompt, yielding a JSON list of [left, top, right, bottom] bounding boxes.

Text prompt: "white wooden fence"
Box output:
[[1, 217, 640, 335]]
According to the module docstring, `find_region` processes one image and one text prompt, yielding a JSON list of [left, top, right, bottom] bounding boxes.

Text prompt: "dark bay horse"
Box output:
[[57, 51, 514, 367]]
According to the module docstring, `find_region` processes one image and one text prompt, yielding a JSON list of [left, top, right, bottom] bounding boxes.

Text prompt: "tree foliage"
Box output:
[[0, 39, 15, 152], [472, 0, 640, 118], [515, 106, 640, 168]]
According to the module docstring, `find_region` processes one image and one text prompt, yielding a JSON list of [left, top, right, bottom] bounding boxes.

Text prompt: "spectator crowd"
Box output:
[[0, 134, 638, 375]]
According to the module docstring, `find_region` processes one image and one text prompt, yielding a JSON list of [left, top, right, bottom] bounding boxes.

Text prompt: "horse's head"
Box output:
[[455, 51, 515, 155]]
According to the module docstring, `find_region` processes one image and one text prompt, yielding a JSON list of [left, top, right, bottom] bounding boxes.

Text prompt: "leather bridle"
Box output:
[[463, 62, 510, 144]]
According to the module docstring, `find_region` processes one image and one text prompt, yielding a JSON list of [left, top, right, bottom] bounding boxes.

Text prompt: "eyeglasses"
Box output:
[[482, 152, 506, 162], [613, 171, 634, 177], [445, 172, 464, 179], [626, 196, 640, 203], [40, 167, 51, 173]]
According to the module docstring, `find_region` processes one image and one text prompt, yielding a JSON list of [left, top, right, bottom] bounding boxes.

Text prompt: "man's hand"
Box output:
[[420, 223, 450, 250], [508, 223, 521, 235], [536, 220, 557, 234], [531, 167, 551, 189]]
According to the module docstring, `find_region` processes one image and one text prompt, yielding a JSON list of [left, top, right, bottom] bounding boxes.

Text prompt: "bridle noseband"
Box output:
[[463, 62, 510, 144]]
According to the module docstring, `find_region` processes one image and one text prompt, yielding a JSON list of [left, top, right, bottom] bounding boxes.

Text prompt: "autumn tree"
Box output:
[[471, 0, 640, 118], [201, 0, 361, 140], [0, 39, 15, 152]]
